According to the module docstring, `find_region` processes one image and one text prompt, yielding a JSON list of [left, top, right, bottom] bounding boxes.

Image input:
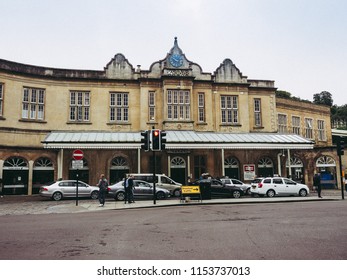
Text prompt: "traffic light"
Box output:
[[337, 139, 344, 156], [140, 130, 150, 151], [151, 129, 161, 151], [160, 131, 166, 150]]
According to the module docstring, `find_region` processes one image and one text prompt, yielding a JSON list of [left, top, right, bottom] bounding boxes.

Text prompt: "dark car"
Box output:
[[192, 179, 244, 198]]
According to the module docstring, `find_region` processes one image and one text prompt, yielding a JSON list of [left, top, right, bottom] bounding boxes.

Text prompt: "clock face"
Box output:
[[169, 54, 183, 67]]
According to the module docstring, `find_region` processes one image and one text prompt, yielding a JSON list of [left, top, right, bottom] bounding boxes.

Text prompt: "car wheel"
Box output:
[[173, 189, 181, 197], [156, 191, 166, 200], [52, 192, 63, 201], [116, 191, 125, 201], [267, 189, 276, 197], [232, 190, 241, 198], [299, 189, 308, 197], [246, 188, 251, 195], [91, 191, 99, 200]]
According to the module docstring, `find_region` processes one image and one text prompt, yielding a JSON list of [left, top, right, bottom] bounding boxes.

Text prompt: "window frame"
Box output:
[[305, 118, 313, 139], [254, 98, 262, 127], [292, 116, 301, 135], [167, 89, 190, 120], [317, 120, 326, 141], [220, 95, 239, 124], [109, 92, 129, 122], [22, 87, 45, 121], [69, 91, 90, 122], [198, 92, 205, 123]]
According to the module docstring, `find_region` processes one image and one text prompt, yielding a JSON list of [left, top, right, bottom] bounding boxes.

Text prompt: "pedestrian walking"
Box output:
[[313, 173, 322, 198], [97, 174, 109, 206]]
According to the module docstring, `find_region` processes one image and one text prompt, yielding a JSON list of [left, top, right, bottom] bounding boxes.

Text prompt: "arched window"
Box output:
[[224, 157, 240, 179], [110, 156, 129, 184], [257, 157, 274, 177], [4, 157, 28, 169]]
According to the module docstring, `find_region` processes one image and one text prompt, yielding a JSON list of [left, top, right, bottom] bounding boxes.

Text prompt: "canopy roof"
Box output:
[[42, 131, 314, 150]]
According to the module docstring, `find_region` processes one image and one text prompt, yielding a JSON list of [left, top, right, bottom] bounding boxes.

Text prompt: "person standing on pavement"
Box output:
[[313, 173, 322, 198], [97, 174, 109, 207], [126, 174, 135, 203]]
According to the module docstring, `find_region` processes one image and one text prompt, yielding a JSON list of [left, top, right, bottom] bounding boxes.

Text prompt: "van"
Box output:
[[127, 174, 182, 197]]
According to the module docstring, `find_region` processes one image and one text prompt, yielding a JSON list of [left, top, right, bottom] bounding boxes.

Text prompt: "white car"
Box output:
[[251, 177, 309, 197], [220, 178, 251, 195], [40, 180, 99, 201]]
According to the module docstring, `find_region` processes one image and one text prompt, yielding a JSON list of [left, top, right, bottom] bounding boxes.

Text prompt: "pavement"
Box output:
[[0, 189, 345, 216]]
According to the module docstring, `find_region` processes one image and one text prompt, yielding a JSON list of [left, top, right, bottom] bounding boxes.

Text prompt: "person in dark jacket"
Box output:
[[313, 173, 322, 198], [97, 174, 109, 206], [126, 175, 135, 203]]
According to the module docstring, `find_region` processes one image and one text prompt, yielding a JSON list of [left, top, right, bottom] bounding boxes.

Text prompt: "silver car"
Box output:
[[40, 180, 99, 201], [108, 180, 170, 201], [220, 178, 251, 195]]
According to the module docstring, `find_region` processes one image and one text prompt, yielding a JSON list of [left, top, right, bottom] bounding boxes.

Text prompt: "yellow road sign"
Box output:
[[181, 186, 200, 194]]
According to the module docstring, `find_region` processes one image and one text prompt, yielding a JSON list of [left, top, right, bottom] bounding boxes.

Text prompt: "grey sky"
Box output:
[[1, 0, 346, 105]]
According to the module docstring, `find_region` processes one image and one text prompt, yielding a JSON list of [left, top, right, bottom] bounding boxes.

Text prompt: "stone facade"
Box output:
[[0, 38, 340, 195]]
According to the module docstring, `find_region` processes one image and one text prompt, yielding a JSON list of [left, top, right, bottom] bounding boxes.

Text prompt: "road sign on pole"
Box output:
[[72, 149, 84, 160]]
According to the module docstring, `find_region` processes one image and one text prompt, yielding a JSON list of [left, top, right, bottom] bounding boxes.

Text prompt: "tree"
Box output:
[[276, 90, 292, 99], [313, 91, 333, 106]]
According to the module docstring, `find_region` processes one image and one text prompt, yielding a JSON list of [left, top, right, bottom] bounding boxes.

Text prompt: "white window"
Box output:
[[305, 118, 313, 139], [254, 98, 262, 127], [0, 83, 3, 116], [292, 116, 301, 135], [198, 93, 205, 122], [317, 120, 326, 141], [167, 90, 190, 120], [110, 92, 129, 122], [22, 87, 45, 120], [149, 91, 155, 121], [69, 91, 90, 122], [278, 114, 287, 133], [221, 95, 238, 124]]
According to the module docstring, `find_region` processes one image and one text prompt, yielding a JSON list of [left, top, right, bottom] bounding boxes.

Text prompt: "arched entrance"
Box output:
[[33, 157, 54, 194], [110, 156, 129, 184], [69, 159, 89, 184], [316, 156, 337, 189], [170, 156, 186, 185], [3, 157, 29, 195], [286, 157, 304, 183], [224, 157, 240, 179], [257, 157, 274, 177]]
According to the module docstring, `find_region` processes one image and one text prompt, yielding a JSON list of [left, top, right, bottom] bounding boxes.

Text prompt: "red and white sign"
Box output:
[[72, 149, 84, 160], [243, 164, 256, 181]]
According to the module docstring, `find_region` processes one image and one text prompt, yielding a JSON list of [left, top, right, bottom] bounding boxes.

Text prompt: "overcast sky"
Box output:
[[1, 0, 346, 105]]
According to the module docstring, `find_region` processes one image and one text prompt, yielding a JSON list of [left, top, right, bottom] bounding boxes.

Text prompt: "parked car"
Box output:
[[39, 180, 99, 201], [128, 174, 182, 197], [220, 178, 251, 195], [209, 179, 244, 198], [108, 180, 170, 201], [251, 177, 309, 197]]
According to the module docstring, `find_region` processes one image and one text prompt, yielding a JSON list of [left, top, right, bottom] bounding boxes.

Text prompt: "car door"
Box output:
[[211, 179, 229, 197], [283, 178, 299, 195], [136, 181, 153, 198], [272, 178, 286, 195], [61, 181, 76, 197], [76, 181, 89, 197]]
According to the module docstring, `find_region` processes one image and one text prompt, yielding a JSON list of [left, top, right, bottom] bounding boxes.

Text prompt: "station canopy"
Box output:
[[42, 131, 314, 150]]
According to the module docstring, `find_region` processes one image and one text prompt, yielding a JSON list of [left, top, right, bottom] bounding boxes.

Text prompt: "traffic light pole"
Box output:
[[153, 149, 156, 205], [339, 153, 344, 200]]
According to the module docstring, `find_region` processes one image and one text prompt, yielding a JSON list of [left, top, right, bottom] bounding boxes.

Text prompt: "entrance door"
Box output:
[[3, 157, 29, 195], [170, 157, 186, 185]]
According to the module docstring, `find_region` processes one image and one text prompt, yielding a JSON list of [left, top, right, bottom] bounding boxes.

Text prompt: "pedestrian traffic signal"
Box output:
[[151, 129, 161, 151], [161, 131, 166, 150], [337, 139, 344, 156], [140, 130, 150, 151]]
